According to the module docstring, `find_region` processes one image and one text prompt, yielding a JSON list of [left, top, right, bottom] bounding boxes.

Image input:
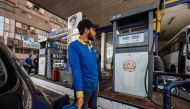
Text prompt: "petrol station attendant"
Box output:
[[68, 19, 99, 109]]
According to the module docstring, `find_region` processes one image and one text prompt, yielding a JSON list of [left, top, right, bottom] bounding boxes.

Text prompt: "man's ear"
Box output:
[[84, 28, 89, 34]]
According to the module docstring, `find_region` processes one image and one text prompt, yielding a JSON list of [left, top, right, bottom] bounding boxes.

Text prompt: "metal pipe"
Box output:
[[163, 80, 190, 109], [154, 72, 190, 91]]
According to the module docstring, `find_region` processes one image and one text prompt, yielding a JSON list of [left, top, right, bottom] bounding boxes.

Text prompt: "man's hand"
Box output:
[[76, 98, 83, 109]]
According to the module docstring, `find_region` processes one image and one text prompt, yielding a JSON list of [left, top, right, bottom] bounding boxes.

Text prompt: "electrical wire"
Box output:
[[144, 32, 163, 107]]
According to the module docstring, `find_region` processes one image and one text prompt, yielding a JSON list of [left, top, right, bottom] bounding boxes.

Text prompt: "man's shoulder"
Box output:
[[68, 40, 80, 48]]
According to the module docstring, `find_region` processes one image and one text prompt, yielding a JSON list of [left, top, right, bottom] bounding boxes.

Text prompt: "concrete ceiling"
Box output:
[[29, 0, 158, 27], [160, 3, 190, 41]]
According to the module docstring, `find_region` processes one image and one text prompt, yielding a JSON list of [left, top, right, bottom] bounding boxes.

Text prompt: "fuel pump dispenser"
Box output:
[[110, 3, 157, 98]]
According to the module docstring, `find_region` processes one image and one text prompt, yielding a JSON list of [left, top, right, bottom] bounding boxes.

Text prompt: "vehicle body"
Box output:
[[159, 25, 190, 74], [0, 42, 69, 109]]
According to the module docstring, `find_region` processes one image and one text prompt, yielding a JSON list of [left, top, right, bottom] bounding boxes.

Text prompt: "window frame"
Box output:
[[160, 31, 186, 56]]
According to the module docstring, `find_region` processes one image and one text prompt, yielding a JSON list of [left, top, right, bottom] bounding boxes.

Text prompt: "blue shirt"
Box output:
[[68, 39, 98, 93], [25, 58, 32, 65]]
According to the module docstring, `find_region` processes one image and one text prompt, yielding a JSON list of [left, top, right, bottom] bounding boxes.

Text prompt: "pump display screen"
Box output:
[[132, 35, 139, 39], [119, 33, 144, 45]]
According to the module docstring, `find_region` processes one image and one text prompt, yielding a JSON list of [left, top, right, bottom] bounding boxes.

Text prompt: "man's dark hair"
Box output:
[[29, 54, 32, 57], [77, 19, 98, 35]]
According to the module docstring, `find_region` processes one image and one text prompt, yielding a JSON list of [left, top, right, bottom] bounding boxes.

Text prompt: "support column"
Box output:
[[148, 10, 154, 99], [100, 32, 105, 72], [155, 33, 159, 54]]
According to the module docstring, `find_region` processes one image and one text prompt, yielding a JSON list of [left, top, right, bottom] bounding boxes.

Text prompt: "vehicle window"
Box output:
[[0, 57, 8, 88], [187, 29, 190, 43], [183, 45, 187, 56]]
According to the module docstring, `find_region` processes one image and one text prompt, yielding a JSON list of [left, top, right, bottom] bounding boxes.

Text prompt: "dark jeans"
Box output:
[[35, 65, 38, 74], [26, 66, 32, 74], [74, 87, 98, 109]]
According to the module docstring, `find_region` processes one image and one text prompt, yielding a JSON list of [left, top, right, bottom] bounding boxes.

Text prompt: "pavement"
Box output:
[[37, 86, 104, 109], [37, 86, 61, 103], [32, 75, 190, 109]]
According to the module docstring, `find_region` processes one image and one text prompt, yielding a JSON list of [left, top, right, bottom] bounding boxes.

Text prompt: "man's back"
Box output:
[[154, 56, 164, 72], [33, 58, 38, 65], [25, 58, 32, 65]]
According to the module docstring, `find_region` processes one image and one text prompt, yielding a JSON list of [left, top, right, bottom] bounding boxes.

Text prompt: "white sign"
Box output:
[[68, 12, 82, 30], [0, 16, 4, 23], [68, 27, 79, 35], [39, 49, 46, 55], [114, 52, 148, 97], [38, 57, 46, 76], [23, 41, 40, 49], [119, 33, 144, 45], [67, 12, 82, 44], [29, 38, 34, 42]]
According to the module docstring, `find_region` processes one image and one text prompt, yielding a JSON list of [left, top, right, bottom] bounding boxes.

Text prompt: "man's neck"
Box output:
[[79, 35, 89, 43]]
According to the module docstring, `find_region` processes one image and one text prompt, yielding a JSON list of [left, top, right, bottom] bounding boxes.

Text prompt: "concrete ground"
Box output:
[[37, 86, 104, 109], [32, 75, 190, 109]]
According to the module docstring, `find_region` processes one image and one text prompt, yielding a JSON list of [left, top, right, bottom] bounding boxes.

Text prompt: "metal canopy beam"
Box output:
[[28, 0, 158, 27], [110, 2, 157, 22]]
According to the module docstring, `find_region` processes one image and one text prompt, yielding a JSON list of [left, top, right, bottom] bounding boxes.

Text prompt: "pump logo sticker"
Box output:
[[123, 60, 136, 72]]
